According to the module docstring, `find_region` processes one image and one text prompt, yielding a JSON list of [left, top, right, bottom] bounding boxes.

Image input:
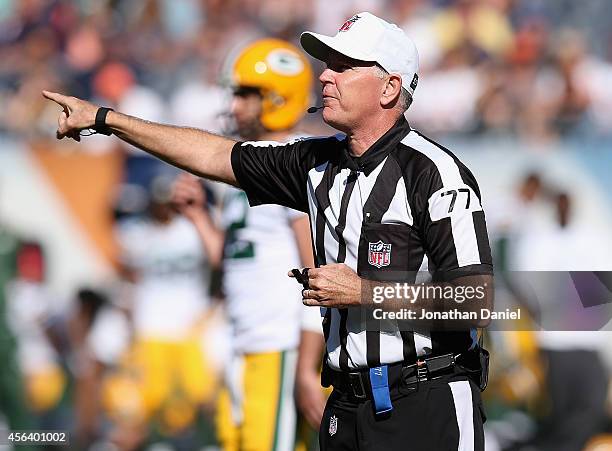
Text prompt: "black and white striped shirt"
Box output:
[[231, 116, 493, 371]]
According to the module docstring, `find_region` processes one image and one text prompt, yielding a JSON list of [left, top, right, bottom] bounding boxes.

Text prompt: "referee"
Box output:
[[43, 11, 493, 451]]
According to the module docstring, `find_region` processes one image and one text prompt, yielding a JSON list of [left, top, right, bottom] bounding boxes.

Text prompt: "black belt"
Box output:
[[328, 353, 458, 401]]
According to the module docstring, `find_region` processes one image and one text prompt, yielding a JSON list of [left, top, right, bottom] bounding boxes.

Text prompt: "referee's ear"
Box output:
[[380, 73, 402, 109]]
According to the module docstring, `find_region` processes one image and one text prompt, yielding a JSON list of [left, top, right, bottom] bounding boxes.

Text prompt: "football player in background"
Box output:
[[103, 175, 220, 449], [172, 38, 325, 451]]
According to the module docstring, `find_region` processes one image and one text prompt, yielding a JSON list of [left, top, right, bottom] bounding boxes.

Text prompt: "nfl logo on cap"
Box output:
[[300, 12, 420, 97], [339, 14, 360, 31]]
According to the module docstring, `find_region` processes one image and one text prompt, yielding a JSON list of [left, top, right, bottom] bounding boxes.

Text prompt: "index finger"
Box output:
[[303, 298, 328, 307], [42, 90, 71, 108], [307, 268, 320, 279]]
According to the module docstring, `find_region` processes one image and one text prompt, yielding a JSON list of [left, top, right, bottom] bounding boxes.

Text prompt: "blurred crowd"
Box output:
[[1, 0, 612, 143], [1, 1, 612, 451]]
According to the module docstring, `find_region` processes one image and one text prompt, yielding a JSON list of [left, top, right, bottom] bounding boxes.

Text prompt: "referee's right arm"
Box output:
[[42, 90, 238, 186]]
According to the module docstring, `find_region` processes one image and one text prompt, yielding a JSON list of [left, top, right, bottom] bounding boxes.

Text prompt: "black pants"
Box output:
[[319, 375, 485, 451]]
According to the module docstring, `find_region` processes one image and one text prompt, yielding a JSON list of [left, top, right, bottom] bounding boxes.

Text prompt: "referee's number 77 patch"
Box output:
[[428, 185, 481, 221], [441, 188, 470, 213]]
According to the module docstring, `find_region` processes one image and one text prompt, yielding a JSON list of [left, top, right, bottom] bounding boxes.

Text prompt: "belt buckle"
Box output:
[[424, 353, 456, 380], [348, 372, 367, 399]]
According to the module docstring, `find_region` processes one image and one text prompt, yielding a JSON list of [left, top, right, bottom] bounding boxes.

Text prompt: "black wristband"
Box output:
[[94, 107, 114, 136]]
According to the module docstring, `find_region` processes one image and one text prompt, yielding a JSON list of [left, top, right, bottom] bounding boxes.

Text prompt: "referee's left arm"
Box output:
[[301, 265, 494, 328], [363, 273, 494, 328]]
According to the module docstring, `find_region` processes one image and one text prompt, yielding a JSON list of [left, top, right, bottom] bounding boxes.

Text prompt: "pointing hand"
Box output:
[[42, 90, 101, 142]]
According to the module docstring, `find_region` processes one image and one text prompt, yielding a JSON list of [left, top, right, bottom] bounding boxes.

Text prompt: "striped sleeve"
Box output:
[[230, 138, 310, 212], [407, 136, 493, 281]]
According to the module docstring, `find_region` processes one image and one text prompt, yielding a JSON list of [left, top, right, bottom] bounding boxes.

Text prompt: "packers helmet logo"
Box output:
[[266, 49, 304, 76], [339, 15, 360, 32]]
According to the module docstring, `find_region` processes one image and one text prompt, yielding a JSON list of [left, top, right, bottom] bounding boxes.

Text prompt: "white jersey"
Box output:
[[6, 280, 62, 373], [117, 216, 210, 340], [221, 186, 306, 353]]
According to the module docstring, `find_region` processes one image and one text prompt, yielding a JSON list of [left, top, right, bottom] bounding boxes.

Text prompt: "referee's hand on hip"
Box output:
[[288, 263, 362, 307]]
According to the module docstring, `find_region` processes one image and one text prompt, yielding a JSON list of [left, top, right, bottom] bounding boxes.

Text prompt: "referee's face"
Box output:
[[319, 52, 387, 133]]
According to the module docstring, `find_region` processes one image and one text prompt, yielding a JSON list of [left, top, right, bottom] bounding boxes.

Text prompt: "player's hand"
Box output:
[[289, 263, 362, 307], [42, 90, 99, 142], [171, 173, 207, 221], [295, 370, 326, 429]]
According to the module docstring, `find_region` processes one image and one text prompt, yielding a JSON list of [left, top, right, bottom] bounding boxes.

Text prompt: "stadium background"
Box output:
[[1, 0, 612, 450]]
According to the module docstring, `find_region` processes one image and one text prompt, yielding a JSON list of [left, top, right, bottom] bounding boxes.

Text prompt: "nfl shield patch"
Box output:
[[368, 240, 392, 268], [329, 415, 338, 436]]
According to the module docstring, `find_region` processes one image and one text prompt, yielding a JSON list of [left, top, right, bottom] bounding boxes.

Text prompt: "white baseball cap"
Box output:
[[300, 12, 420, 96]]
